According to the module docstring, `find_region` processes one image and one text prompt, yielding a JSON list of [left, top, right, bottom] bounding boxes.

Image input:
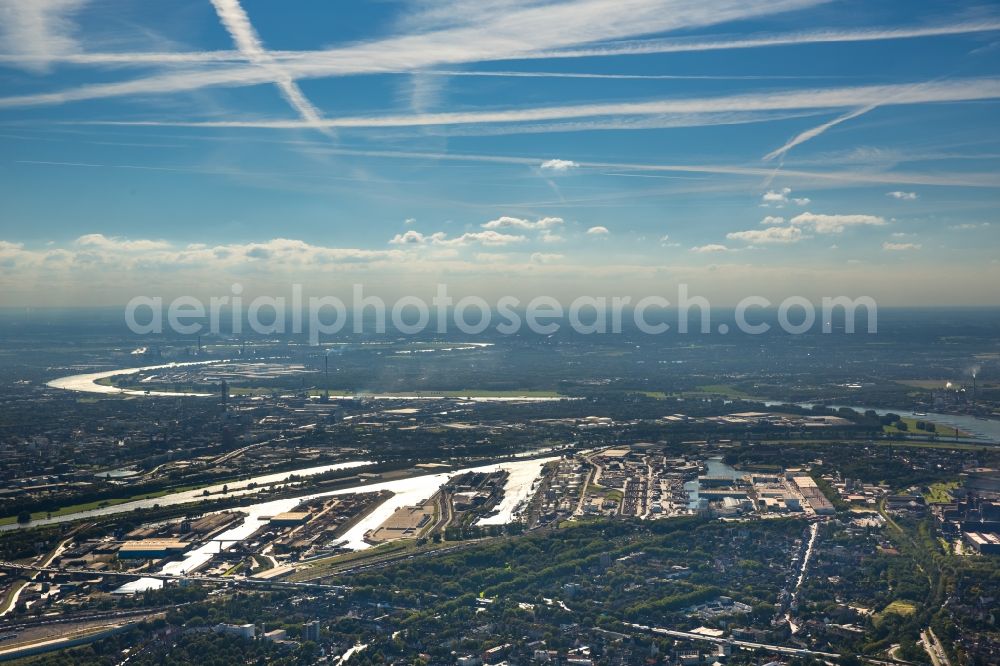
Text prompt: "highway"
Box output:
[[786, 521, 820, 634], [0, 537, 73, 617], [292, 540, 487, 581], [0, 560, 349, 593], [626, 622, 841, 660], [921, 628, 953, 666], [625, 622, 920, 665], [0, 606, 185, 632]]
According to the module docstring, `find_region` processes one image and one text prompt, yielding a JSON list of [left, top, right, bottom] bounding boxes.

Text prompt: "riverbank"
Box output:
[[46, 361, 572, 402]]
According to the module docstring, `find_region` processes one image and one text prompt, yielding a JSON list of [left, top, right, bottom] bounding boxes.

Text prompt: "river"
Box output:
[[41, 361, 997, 598], [684, 457, 740, 510], [49, 364, 995, 434], [47, 361, 571, 402], [0, 461, 375, 532], [111, 454, 557, 592], [763, 401, 1000, 443], [46, 360, 227, 397]]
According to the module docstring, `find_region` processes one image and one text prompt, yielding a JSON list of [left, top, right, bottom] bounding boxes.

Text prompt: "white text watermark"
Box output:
[[124, 284, 878, 345]]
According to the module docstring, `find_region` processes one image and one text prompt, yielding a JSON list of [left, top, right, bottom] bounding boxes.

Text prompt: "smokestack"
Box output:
[[323, 355, 330, 402]]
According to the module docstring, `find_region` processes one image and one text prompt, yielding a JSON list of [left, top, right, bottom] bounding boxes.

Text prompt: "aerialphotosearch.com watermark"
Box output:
[[125, 283, 878, 345]]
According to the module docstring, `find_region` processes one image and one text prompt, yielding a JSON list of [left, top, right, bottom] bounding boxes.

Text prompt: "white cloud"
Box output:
[[0, 0, 85, 72], [16, 146, 993, 193], [209, 0, 329, 134], [405, 70, 446, 114], [276, 148, 1000, 188], [761, 187, 792, 204], [949, 222, 990, 230], [586, 226, 610, 235], [530, 252, 564, 264], [760, 215, 786, 225], [882, 241, 922, 251], [481, 215, 564, 230], [886, 190, 918, 200], [480, 216, 566, 244], [727, 226, 805, 244], [4, 235, 405, 273], [540, 158, 579, 171], [541, 21, 1000, 61], [454, 230, 527, 246], [690, 244, 731, 253], [53, 79, 1000, 130], [224, 238, 401, 263], [0, 0, 826, 106], [389, 229, 526, 247], [764, 103, 877, 161], [389, 230, 429, 245], [429, 109, 821, 137], [760, 188, 811, 208], [5, 232, 998, 307], [404, 217, 416, 225], [473, 252, 514, 264], [6, 19, 999, 70], [75, 233, 171, 252], [789, 211, 887, 234]]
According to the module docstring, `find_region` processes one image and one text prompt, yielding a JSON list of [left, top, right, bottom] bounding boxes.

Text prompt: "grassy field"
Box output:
[[895, 379, 959, 390], [688, 384, 755, 399], [879, 600, 918, 617], [220, 387, 564, 398], [896, 378, 997, 390], [761, 437, 993, 452], [587, 483, 623, 503], [223, 561, 246, 576], [1, 496, 142, 526], [368, 389, 563, 398], [287, 541, 420, 581], [0, 580, 28, 615], [883, 416, 973, 439], [924, 481, 959, 504], [294, 541, 409, 570], [0, 479, 228, 526], [288, 536, 500, 582]]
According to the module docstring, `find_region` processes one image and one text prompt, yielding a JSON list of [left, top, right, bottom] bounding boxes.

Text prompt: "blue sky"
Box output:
[[0, 0, 998, 306]]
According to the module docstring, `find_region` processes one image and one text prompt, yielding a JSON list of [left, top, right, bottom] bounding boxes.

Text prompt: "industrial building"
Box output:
[[117, 538, 189, 559]]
